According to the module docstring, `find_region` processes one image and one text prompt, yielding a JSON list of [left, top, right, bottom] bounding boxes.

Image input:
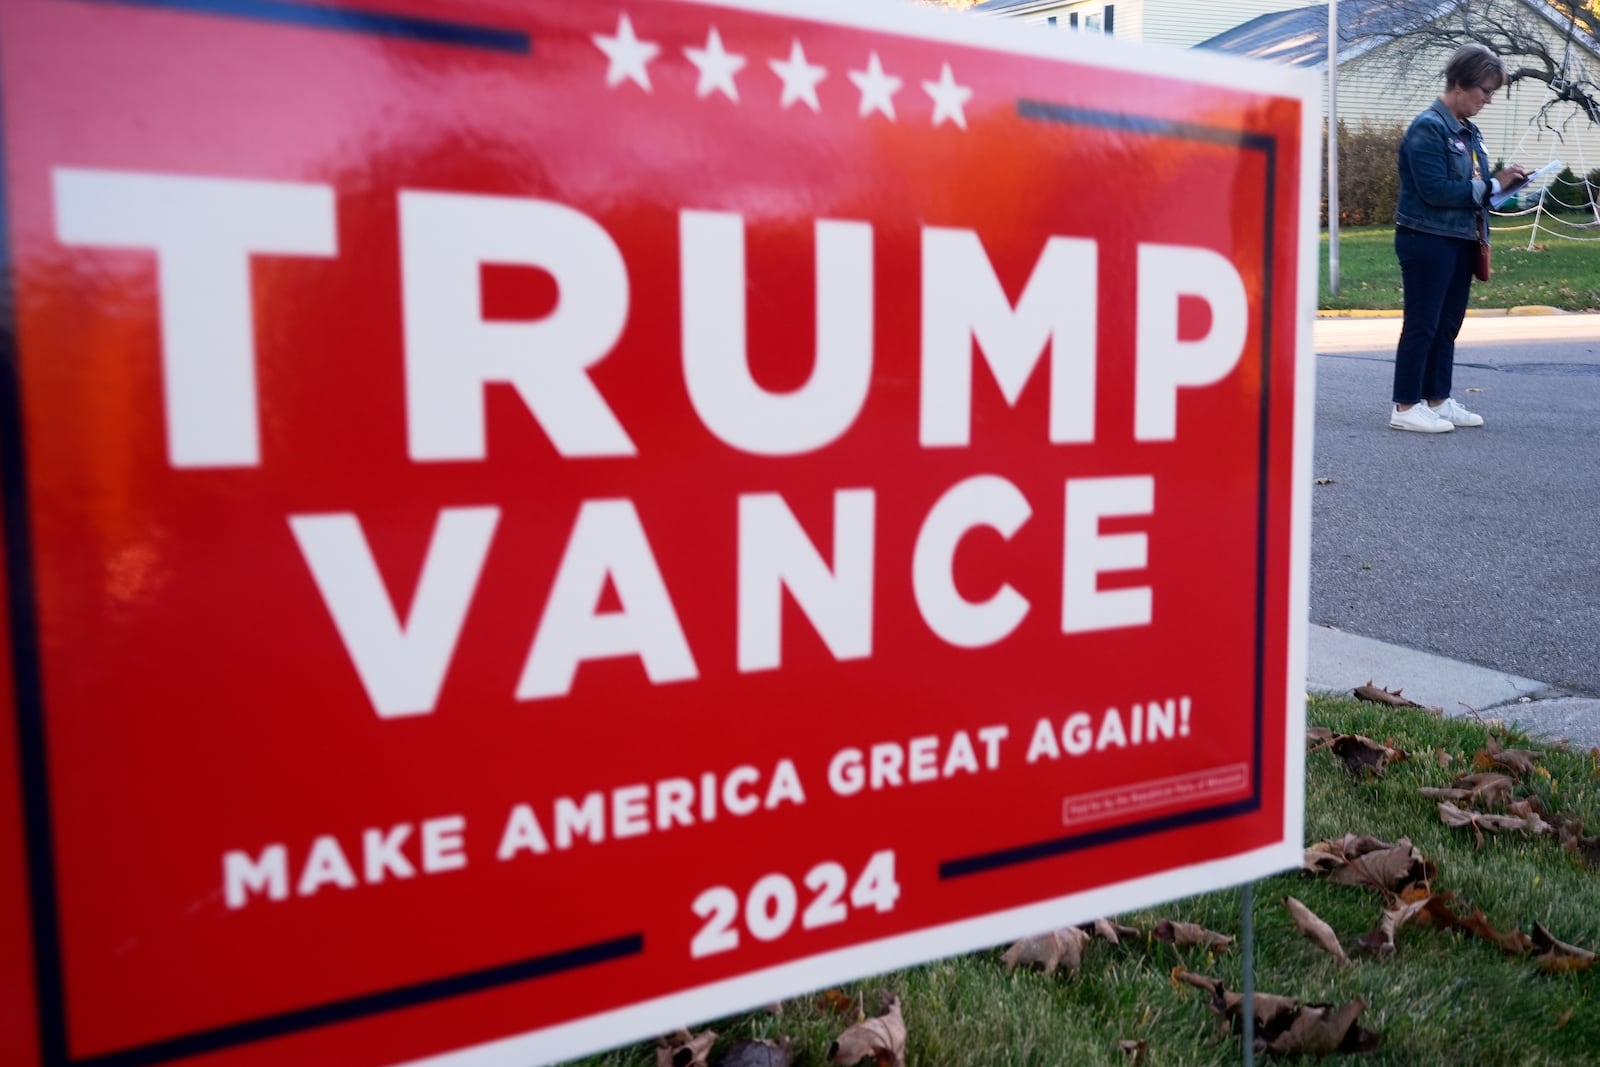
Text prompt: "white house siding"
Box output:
[[989, 0, 1141, 38], [983, 0, 1290, 47], [1139, 0, 1305, 50]]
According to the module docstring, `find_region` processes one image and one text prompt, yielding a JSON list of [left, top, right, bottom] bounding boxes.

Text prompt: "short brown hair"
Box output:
[[1445, 43, 1506, 91]]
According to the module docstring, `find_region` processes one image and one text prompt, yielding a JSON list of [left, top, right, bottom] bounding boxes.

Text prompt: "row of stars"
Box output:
[[592, 13, 975, 129]]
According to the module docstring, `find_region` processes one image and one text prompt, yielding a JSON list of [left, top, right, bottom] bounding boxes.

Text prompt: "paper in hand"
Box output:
[[1491, 160, 1563, 209]]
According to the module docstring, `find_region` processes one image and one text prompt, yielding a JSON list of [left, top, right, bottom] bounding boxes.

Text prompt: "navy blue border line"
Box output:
[[74, 934, 645, 1067], [70, 0, 531, 53], [939, 99, 1283, 880]]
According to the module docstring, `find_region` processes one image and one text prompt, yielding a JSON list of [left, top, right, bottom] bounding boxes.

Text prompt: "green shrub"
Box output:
[[1322, 120, 1404, 227], [1546, 165, 1589, 212]]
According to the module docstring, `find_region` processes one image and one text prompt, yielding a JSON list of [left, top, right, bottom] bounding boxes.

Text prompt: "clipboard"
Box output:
[[1491, 159, 1563, 209]]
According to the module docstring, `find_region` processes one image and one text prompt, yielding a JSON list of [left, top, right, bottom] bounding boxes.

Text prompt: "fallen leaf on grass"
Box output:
[[1328, 839, 1430, 895], [1263, 998, 1382, 1056], [829, 995, 905, 1067], [1285, 896, 1350, 964], [1412, 893, 1524, 954], [1002, 927, 1090, 975], [1438, 800, 1552, 845], [716, 1038, 793, 1067], [1558, 822, 1600, 867], [1455, 772, 1515, 807], [1340, 834, 1399, 857], [1353, 683, 1440, 714], [1117, 1038, 1147, 1063], [1154, 919, 1233, 953], [1355, 897, 1430, 957], [815, 989, 857, 1017], [1081, 917, 1140, 944], [1484, 736, 1542, 777], [1332, 733, 1396, 777], [1436, 748, 1454, 768], [1302, 847, 1347, 874], [1557, 1008, 1575, 1029], [1173, 970, 1301, 1032], [1531, 922, 1596, 974], [1418, 770, 1515, 806], [1307, 726, 1335, 752], [658, 1029, 717, 1067]]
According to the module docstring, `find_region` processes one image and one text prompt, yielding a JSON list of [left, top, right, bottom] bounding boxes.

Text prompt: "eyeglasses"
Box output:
[[1476, 83, 1498, 101]]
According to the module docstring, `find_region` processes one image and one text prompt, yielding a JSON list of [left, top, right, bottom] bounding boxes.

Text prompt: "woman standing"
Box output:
[[1389, 43, 1527, 433]]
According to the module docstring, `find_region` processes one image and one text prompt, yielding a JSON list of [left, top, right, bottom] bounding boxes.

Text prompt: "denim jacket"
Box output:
[[1394, 99, 1491, 241]]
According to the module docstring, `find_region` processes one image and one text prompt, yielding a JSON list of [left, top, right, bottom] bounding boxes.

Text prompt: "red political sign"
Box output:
[[0, 0, 1318, 1063]]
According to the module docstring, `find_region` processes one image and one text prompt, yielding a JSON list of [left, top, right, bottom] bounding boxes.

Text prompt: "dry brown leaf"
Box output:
[[1559, 823, 1600, 867], [1531, 922, 1596, 974], [1557, 1008, 1575, 1029], [1484, 736, 1542, 777], [1332, 733, 1394, 776], [815, 989, 857, 1017], [1262, 998, 1381, 1056], [1154, 919, 1233, 953], [1284, 896, 1350, 964], [1002, 927, 1089, 975], [1453, 772, 1515, 807], [1328, 839, 1428, 894], [1083, 917, 1136, 945], [1355, 897, 1429, 957], [1436, 748, 1454, 768], [1117, 1038, 1147, 1063], [1458, 907, 1534, 956], [1419, 786, 1474, 803], [1307, 726, 1335, 752], [1174, 970, 1300, 1032], [828, 995, 905, 1067], [1342, 833, 1398, 858], [716, 1038, 793, 1067], [1493, 750, 1541, 776], [658, 1029, 718, 1067], [1439, 800, 1553, 843], [1302, 847, 1346, 874], [1353, 682, 1423, 708]]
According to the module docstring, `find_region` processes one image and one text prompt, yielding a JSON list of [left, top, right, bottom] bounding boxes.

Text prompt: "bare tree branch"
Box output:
[[1352, 0, 1600, 129]]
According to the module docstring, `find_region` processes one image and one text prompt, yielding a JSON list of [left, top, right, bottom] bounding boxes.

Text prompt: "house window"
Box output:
[[1080, 5, 1114, 34], [1047, 15, 1057, 26], [1069, 12, 1078, 28]]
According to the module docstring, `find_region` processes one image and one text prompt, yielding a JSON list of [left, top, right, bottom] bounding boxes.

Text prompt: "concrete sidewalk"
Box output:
[[1307, 625, 1600, 749]]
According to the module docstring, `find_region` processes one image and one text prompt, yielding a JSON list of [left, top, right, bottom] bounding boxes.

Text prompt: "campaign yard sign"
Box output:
[[0, 0, 1319, 1063]]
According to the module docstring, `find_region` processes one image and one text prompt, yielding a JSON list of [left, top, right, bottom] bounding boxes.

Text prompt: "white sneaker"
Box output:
[[1428, 397, 1485, 427], [1389, 404, 1454, 433]]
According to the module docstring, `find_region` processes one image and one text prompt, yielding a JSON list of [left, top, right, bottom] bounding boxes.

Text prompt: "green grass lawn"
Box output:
[[1320, 219, 1600, 312], [565, 696, 1600, 1066]]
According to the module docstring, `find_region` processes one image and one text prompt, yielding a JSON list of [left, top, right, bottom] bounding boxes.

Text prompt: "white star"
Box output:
[[921, 62, 973, 130], [848, 51, 902, 121], [685, 27, 746, 102], [592, 13, 659, 92], [768, 39, 827, 112]]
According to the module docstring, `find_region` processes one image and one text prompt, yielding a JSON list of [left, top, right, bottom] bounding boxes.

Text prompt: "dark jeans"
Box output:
[[1392, 226, 1477, 405]]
